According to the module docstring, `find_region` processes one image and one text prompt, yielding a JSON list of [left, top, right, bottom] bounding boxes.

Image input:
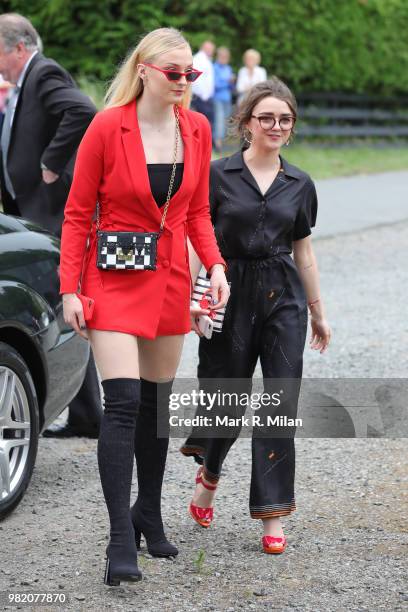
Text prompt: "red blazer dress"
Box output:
[[59, 99, 226, 339]]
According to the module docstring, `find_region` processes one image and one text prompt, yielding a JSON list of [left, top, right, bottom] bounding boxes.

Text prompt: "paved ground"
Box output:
[[313, 170, 408, 239], [1, 173, 407, 611]]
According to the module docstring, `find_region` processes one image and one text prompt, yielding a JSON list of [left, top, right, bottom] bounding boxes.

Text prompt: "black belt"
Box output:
[[226, 246, 292, 261]]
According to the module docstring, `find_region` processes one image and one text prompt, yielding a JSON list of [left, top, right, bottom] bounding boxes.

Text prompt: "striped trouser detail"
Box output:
[[250, 499, 296, 519]]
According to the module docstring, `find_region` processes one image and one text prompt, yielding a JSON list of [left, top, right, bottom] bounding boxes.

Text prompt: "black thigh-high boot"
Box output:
[[98, 378, 142, 585], [130, 378, 178, 557]]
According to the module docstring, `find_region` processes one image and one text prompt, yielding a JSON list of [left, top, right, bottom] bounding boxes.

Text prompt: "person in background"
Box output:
[[213, 46, 234, 153], [191, 40, 215, 133], [236, 48, 267, 105], [0, 12, 102, 439]]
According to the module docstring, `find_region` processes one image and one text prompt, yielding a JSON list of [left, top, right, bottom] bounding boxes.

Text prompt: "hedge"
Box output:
[[1, 0, 408, 95]]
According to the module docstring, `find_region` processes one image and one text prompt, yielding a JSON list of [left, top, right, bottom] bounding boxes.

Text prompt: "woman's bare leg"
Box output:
[[137, 334, 185, 381], [87, 330, 140, 380], [262, 517, 284, 537], [191, 472, 217, 507]]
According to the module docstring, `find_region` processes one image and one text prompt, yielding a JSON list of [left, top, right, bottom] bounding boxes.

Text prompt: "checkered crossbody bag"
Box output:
[[96, 105, 180, 271]]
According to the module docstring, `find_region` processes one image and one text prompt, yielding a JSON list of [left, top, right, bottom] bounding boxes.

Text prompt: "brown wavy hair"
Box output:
[[230, 76, 297, 140]]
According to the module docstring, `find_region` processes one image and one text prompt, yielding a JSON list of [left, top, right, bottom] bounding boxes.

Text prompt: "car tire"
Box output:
[[0, 341, 39, 520]]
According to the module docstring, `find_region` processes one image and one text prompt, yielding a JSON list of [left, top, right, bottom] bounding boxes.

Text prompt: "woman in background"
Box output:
[[236, 49, 267, 105], [213, 47, 234, 152]]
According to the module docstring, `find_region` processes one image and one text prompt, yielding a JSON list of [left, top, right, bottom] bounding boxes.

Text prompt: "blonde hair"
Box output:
[[243, 48, 261, 65], [105, 27, 192, 109]]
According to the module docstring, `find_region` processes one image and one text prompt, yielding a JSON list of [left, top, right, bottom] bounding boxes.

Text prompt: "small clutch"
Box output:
[[192, 273, 229, 333], [76, 293, 95, 321], [96, 231, 158, 271]]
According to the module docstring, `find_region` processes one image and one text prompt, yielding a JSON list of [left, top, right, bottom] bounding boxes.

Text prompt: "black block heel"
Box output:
[[103, 557, 142, 586], [104, 558, 120, 586], [131, 506, 178, 558]]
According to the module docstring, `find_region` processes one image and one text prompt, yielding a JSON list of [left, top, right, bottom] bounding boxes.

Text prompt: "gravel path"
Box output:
[[313, 169, 408, 239], [1, 220, 407, 612]]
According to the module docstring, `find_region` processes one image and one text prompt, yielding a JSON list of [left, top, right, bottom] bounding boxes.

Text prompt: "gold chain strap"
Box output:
[[159, 104, 180, 233], [96, 105, 180, 233]]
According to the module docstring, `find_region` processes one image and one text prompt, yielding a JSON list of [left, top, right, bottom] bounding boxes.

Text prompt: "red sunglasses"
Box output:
[[143, 63, 202, 82]]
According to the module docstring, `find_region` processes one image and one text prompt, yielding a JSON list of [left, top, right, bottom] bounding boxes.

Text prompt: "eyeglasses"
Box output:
[[143, 63, 203, 82], [251, 114, 296, 131]]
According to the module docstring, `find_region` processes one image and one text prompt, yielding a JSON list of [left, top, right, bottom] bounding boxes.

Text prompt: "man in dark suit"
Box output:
[[0, 12, 102, 438]]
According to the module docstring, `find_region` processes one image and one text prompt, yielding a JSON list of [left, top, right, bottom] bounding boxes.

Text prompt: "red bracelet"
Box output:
[[308, 297, 320, 307]]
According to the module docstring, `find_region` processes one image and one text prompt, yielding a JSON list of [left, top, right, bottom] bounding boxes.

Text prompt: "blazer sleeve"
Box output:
[[59, 112, 105, 294], [37, 63, 97, 173], [186, 115, 226, 273]]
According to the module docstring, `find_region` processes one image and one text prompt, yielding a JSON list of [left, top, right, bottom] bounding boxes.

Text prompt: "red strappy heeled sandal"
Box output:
[[188, 466, 217, 528], [262, 534, 287, 554]]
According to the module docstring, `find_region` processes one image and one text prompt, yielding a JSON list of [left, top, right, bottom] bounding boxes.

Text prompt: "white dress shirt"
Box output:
[[9, 50, 39, 127], [1, 51, 38, 197], [192, 50, 215, 101], [236, 65, 267, 103]]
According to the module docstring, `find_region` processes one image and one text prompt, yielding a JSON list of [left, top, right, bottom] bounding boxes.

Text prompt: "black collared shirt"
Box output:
[[209, 149, 318, 259]]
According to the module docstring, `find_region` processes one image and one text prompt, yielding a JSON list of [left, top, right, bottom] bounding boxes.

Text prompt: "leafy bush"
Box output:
[[2, 0, 408, 94]]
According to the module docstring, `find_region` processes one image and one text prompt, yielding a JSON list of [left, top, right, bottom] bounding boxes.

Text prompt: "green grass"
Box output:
[[214, 143, 408, 180], [283, 144, 408, 179], [193, 549, 206, 574]]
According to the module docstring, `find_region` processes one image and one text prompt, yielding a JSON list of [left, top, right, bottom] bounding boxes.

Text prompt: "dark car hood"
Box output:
[[0, 213, 55, 237]]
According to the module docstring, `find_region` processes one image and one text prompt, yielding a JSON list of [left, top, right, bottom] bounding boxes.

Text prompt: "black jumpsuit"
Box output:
[[180, 149, 318, 519]]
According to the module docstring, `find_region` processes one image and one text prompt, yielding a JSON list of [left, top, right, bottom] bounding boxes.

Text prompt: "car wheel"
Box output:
[[0, 341, 39, 520]]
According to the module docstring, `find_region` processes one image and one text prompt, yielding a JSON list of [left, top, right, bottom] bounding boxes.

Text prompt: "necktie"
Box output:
[[1, 85, 20, 199]]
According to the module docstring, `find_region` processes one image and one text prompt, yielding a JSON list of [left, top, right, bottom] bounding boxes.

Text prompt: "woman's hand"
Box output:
[[190, 301, 211, 337], [62, 293, 88, 340], [309, 315, 331, 354], [208, 264, 230, 311]]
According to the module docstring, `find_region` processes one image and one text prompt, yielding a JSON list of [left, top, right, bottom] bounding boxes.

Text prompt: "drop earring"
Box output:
[[243, 130, 253, 145]]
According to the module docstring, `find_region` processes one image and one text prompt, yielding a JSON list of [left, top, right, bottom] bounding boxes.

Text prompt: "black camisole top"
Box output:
[[147, 163, 184, 208]]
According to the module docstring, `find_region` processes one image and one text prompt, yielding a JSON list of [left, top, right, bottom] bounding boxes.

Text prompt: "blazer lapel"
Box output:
[[176, 105, 199, 206], [121, 100, 199, 229], [121, 99, 162, 226]]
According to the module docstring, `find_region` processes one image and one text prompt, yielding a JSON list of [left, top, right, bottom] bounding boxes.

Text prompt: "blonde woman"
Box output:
[[236, 49, 267, 104], [59, 28, 229, 585]]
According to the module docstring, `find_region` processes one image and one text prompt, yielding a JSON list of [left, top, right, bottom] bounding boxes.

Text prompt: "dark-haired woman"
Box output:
[[181, 78, 331, 554]]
